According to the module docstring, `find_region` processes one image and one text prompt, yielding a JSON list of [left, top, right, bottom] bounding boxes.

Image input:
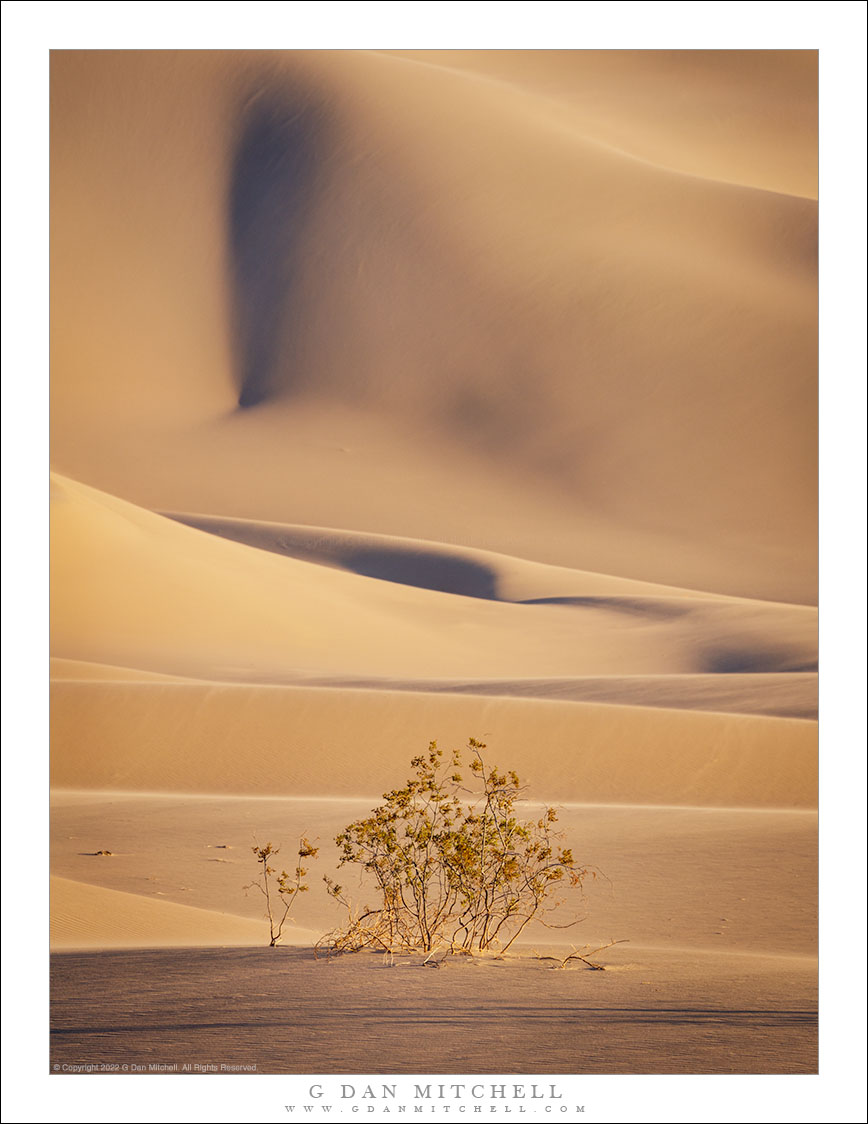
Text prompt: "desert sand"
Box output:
[[48, 47, 818, 1085]]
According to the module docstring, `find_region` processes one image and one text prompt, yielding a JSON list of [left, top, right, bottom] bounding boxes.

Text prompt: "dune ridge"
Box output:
[[161, 511, 757, 602], [385, 50, 818, 198], [52, 474, 817, 685], [50, 876, 284, 950], [51, 469, 817, 809], [51, 679, 816, 808], [51, 49, 816, 602], [50, 658, 817, 719]]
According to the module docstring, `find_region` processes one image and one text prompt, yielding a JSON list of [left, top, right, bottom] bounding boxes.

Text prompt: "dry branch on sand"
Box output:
[[534, 939, 629, 971], [316, 738, 599, 959]]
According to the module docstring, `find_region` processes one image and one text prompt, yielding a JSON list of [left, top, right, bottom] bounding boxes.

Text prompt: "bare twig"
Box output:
[[535, 939, 629, 970]]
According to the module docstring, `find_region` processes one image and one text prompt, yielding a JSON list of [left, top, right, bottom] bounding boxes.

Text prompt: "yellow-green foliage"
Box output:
[[321, 738, 590, 955]]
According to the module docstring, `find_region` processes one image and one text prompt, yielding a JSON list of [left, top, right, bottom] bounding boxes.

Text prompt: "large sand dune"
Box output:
[[51, 49, 816, 602], [52, 473, 816, 683], [51, 469, 817, 807], [48, 47, 818, 1080]]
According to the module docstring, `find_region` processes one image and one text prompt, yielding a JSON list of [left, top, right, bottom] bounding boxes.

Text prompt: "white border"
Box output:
[[3, 2, 866, 1122]]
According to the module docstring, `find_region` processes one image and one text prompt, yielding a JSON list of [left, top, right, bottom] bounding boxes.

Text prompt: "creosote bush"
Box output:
[[247, 838, 318, 947], [318, 738, 593, 956]]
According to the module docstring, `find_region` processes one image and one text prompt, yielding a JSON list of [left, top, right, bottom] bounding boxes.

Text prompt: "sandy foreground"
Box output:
[[43, 44, 825, 1096], [51, 791, 816, 1074], [51, 947, 816, 1076]]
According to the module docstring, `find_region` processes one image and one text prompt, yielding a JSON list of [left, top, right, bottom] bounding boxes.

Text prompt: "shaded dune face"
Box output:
[[702, 645, 816, 675], [50, 49, 817, 600], [51, 476, 818, 686], [164, 510, 817, 681], [227, 56, 816, 433], [231, 54, 814, 598], [331, 544, 497, 599], [229, 90, 329, 409], [168, 510, 502, 598]]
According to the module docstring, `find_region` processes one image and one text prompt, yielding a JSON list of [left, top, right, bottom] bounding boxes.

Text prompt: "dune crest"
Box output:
[[51, 473, 816, 684], [50, 876, 281, 950], [51, 49, 816, 602], [51, 679, 817, 808]]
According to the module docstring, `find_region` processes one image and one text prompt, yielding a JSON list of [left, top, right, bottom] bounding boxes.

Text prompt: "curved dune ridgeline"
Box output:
[[51, 50, 816, 602], [51, 474, 816, 685]]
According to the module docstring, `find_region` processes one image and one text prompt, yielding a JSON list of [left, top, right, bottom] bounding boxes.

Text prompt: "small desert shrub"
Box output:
[[319, 738, 592, 956], [247, 838, 318, 947]]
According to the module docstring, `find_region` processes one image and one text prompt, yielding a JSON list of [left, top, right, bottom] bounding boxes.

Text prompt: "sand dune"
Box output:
[[52, 474, 816, 684], [49, 657, 818, 719], [51, 468, 817, 809], [49, 657, 196, 684], [283, 673, 818, 720], [48, 48, 818, 1080], [51, 680, 816, 807], [50, 875, 282, 950], [164, 511, 721, 602], [389, 50, 818, 198], [51, 49, 816, 602]]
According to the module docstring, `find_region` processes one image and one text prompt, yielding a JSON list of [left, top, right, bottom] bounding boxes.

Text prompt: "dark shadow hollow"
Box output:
[[520, 596, 692, 619], [704, 648, 818, 674], [229, 89, 328, 408], [162, 514, 502, 600], [338, 547, 499, 599]]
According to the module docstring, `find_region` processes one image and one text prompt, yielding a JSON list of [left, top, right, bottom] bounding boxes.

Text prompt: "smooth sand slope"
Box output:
[[51, 656, 818, 719], [51, 49, 817, 603], [51, 472, 817, 807], [50, 875, 284, 949], [51, 680, 817, 807], [390, 49, 818, 198], [52, 474, 817, 684]]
